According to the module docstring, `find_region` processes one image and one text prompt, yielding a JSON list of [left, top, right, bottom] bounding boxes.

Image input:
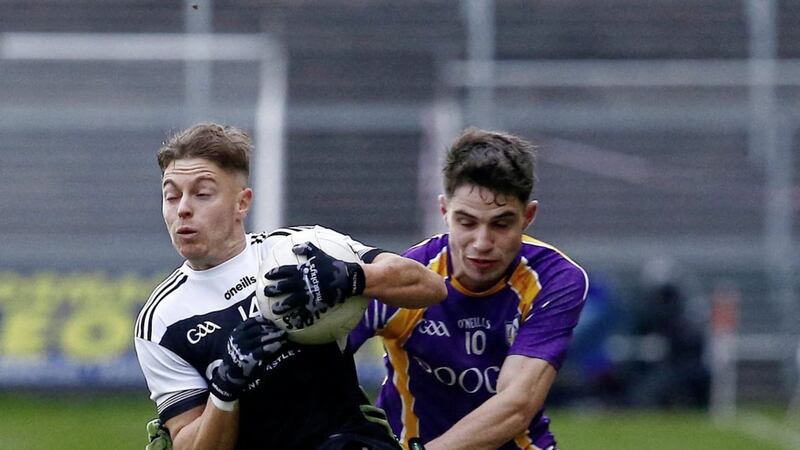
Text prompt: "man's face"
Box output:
[[161, 158, 252, 270], [440, 184, 537, 292]]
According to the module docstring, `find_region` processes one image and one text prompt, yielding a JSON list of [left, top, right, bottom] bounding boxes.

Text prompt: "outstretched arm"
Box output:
[[425, 356, 557, 450], [266, 243, 446, 316], [362, 252, 447, 308]]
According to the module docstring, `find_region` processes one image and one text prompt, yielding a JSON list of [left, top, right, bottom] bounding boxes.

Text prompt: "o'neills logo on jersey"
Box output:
[[457, 317, 491, 330], [224, 276, 257, 300]]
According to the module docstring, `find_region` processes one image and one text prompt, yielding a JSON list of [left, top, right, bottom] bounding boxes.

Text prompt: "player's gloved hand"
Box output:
[[209, 316, 287, 402], [264, 242, 365, 317], [145, 418, 172, 450]]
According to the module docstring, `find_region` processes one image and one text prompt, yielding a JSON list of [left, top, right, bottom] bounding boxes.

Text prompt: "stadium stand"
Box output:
[[0, 0, 796, 402]]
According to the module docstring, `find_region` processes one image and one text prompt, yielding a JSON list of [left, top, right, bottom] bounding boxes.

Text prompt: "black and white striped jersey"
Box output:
[[134, 226, 386, 450]]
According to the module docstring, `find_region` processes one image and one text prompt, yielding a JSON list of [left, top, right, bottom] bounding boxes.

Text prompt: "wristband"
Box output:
[[346, 262, 366, 296], [210, 393, 239, 412]]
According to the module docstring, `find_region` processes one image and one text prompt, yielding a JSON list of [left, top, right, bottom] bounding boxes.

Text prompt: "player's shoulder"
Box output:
[[254, 225, 382, 262], [520, 235, 588, 287], [134, 267, 191, 342], [249, 227, 312, 246], [248, 230, 270, 245], [403, 233, 448, 264], [248, 227, 312, 259], [250, 225, 340, 247]]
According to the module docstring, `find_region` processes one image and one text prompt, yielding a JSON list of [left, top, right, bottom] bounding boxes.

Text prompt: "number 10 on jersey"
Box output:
[[464, 330, 486, 355]]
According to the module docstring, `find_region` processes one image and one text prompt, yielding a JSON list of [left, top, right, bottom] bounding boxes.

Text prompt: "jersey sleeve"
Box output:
[[509, 264, 589, 370], [348, 299, 398, 351], [349, 236, 443, 352], [259, 226, 389, 264], [314, 225, 388, 263], [134, 336, 209, 422]]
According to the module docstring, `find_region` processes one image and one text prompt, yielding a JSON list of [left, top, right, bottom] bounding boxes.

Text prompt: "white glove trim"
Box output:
[[210, 393, 239, 412]]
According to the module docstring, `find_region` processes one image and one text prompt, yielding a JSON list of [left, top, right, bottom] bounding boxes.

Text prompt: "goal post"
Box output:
[[0, 32, 286, 387], [0, 31, 287, 234]]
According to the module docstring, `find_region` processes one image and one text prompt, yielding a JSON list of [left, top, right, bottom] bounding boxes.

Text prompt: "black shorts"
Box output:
[[316, 421, 402, 450], [316, 434, 402, 450]]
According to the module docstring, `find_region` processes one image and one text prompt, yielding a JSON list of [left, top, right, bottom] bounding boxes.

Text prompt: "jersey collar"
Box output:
[[444, 235, 523, 298]]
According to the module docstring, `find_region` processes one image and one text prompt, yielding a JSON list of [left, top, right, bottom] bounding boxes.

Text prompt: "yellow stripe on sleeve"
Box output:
[[522, 235, 584, 271], [513, 432, 540, 450], [427, 247, 448, 278], [507, 256, 542, 319]]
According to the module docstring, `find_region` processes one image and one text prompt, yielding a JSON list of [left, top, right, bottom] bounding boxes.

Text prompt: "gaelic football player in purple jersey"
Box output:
[[350, 128, 589, 450]]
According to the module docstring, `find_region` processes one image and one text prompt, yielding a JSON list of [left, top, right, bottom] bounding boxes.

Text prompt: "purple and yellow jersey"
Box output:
[[349, 234, 588, 450]]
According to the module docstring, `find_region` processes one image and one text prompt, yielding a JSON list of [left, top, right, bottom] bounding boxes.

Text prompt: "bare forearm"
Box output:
[[172, 400, 239, 450], [427, 357, 557, 450], [362, 254, 446, 308], [425, 390, 538, 450]]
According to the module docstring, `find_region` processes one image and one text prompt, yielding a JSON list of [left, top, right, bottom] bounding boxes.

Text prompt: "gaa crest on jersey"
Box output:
[[505, 314, 520, 346], [417, 318, 450, 337], [187, 321, 222, 344]]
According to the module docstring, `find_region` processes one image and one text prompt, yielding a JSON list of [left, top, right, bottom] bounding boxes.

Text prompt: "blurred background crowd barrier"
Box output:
[[0, 0, 797, 422]]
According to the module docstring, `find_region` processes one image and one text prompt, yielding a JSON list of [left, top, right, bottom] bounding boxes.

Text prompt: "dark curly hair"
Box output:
[[443, 128, 536, 204]]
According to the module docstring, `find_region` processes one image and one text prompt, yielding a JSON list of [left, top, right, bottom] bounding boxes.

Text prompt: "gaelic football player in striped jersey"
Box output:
[[135, 123, 446, 450]]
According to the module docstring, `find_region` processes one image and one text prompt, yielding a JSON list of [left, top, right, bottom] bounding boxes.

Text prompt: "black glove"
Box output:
[[264, 242, 365, 317], [209, 316, 287, 402]]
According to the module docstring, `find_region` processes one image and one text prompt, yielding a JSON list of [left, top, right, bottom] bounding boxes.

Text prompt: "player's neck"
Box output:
[[187, 233, 247, 270]]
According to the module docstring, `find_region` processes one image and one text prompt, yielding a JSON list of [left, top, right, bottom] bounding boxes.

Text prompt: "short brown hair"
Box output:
[[443, 128, 536, 204], [158, 123, 252, 177]]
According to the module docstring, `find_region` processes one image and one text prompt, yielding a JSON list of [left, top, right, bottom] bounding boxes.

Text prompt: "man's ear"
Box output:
[[438, 194, 449, 225], [237, 187, 253, 218], [523, 200, 538, 229]]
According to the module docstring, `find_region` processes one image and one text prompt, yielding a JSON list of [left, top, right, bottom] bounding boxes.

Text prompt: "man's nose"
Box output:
[[177, 197, 192, 219], [472, 226, 493, 252]]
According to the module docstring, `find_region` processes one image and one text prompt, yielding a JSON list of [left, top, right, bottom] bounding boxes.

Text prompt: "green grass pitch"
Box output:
[[0, 392, 785, 449]]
